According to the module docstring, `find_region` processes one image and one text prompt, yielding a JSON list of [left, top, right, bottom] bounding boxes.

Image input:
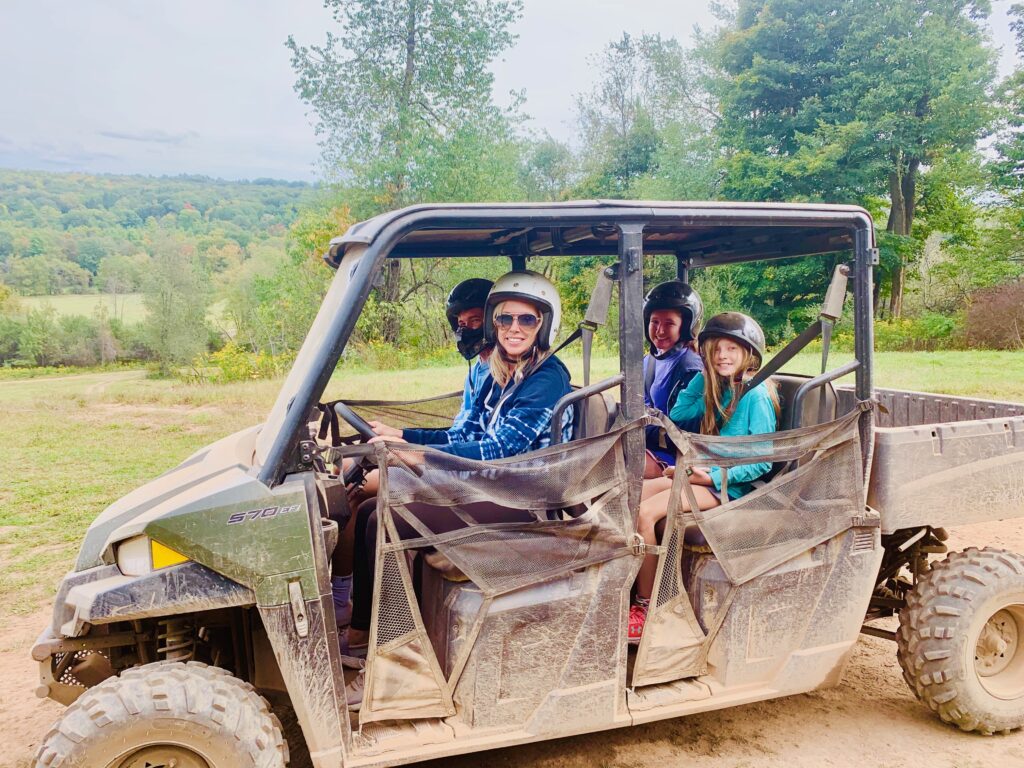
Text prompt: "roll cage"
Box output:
[[257, 200, 877, 489]]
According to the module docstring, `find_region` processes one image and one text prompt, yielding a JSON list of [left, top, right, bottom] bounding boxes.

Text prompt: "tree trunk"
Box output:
[[376, 0, 419, 344], [885, 157, 918, 319]]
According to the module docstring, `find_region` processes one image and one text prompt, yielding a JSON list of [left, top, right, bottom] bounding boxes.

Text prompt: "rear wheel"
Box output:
[[897, 547, 1024, 735], [34, 661, 288, 767]]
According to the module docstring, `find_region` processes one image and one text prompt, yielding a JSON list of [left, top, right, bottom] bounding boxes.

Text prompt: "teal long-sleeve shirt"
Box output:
[[668, 372, 778, 500]]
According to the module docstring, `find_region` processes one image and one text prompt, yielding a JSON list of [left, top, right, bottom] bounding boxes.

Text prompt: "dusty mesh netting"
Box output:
[[345, 420, 645, 724], [375, 421, 642, 596], [659, 407, 866, 586], [316, 391, 464, 443], [632, 407, 869, 688]]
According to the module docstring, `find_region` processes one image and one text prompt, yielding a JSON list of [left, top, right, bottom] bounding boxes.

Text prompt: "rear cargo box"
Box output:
[[837, 387, 1024, 534]]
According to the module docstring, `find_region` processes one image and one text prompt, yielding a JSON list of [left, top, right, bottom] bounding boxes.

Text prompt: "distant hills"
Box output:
[[0, 168, 318, 296]]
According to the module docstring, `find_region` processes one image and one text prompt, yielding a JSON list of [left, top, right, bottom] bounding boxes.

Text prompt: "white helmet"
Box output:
[[484, 270, 562, 351]]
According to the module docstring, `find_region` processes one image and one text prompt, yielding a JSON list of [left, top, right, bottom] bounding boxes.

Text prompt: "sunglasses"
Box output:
[[494, 313, 541, 330]]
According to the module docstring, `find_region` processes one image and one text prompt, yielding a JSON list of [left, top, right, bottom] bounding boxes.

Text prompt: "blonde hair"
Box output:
[[699, 337, 780, 436], [488, 300, 545, 388]]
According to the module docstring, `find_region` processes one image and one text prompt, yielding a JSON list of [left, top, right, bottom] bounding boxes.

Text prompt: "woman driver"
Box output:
[[344, 271, 572, 707]]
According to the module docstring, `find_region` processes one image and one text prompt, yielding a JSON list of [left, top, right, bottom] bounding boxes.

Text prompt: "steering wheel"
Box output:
[[332, 402, 378, 486], [334, 401, 376, 441]]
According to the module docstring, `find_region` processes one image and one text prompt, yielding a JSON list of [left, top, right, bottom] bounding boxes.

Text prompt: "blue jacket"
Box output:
[[403, 354, 573, 461], [643, 346, 703, 464], [451, 360, 492, 433], [669, 372, 778, 500]]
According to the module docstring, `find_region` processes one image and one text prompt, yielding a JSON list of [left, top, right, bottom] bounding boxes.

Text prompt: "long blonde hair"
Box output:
[[488, 300, 546, 388], [700, 337, 780, 435]]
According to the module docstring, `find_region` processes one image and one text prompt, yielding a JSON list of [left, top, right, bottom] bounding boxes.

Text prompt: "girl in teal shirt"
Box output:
[[628, 312, 780, 643]]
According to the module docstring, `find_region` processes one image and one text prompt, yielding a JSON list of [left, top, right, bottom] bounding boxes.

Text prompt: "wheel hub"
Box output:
[[976, 609, 1019, 677], [112, 745, 211, 768]]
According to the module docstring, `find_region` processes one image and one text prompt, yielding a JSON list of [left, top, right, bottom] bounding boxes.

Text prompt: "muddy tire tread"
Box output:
[[897, 546, 1024, 736], [33, 661, 288, 767]]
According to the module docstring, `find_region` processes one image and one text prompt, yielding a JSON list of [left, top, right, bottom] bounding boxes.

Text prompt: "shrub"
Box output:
[[965, 283, 1024, 350], [206, 342, 288, 382], [871, 312, 961, 352]]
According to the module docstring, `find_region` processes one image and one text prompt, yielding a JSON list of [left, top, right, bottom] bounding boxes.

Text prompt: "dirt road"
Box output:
[[6, 520, 1024, 768]]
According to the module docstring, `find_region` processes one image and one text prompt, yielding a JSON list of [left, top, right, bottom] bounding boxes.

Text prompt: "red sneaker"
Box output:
[[628, 601, 649, 644]]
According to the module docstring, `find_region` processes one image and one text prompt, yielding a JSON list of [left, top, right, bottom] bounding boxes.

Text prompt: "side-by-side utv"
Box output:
[[33, 202, 1024, 767]]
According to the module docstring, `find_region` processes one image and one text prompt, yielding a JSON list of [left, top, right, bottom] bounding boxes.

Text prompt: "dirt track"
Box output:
[[6, 520, 1024, 768]]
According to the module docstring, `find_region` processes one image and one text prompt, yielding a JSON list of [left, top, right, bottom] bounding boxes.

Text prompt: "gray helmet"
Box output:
[[484, 270, 561, 351], [699, 312, 766, 367], [643, 280, 703, 349]]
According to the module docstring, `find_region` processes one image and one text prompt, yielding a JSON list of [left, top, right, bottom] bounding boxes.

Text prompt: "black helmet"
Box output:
[[698, 312, 766, 367], [643, 280, 703, 349], [446, 278, 493, 360]]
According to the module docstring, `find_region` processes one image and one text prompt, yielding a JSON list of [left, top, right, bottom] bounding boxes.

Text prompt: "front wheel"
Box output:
[[897, 547, 1024, 735], [34, 661, 288, 767]]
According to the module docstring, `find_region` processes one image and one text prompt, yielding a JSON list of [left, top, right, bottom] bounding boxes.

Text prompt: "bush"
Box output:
[[206, 342, 288, 382], [965, 283, 1024, 350], [872, 312, 961, 352]]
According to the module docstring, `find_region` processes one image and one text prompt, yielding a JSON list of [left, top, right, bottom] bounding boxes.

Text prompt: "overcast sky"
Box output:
[[1, 0, 1019, 182]]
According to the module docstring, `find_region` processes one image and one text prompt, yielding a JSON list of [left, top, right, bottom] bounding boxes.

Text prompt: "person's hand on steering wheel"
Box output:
[[368, 420, 403, 438]]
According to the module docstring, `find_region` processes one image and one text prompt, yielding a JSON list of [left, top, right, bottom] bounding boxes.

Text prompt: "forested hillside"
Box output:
[[0, 170, 329, 371], [0, 170, 314, 295]]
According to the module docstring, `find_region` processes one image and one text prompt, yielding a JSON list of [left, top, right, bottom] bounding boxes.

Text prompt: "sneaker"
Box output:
[[628, 601, 649, 644], [339, 627, 368, 659], [346, 669, 365, 712]]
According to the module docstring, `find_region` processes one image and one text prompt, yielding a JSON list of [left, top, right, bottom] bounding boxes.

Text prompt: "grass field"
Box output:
[[1, 349, 1022, 622], [20, 293, 147, 324], [19, 293, 229, 325]]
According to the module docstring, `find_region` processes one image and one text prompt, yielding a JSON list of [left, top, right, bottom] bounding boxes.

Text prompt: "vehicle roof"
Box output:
[[326, 200, 874, 268]]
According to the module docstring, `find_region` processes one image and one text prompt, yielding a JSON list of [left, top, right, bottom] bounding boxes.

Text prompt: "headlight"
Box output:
[[116, 535, 190, 576]]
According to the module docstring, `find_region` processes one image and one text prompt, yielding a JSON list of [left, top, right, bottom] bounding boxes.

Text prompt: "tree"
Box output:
[[225, 202, 353, 356], [710, 0, 997, 316], [990, 3, 1024, 231], [141, 232, 212, 374], [520, 134, 578, 201], [98, 253, 149, 321], [287, 0, 523, 342], [6, 254, 91, 295], [575, 33, 719, 199]]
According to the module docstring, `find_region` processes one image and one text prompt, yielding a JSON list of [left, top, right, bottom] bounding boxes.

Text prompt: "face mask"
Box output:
[[455, 326, 486, 360]]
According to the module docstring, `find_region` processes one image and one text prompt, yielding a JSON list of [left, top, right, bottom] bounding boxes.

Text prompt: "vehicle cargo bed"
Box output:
[[837, 386, 1024, 534]]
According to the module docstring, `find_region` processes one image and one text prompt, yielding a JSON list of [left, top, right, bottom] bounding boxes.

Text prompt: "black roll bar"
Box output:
[[787, 360, 862, 430], [550, 374, 625, 445]]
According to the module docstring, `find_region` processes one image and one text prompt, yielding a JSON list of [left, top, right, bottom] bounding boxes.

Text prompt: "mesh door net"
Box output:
[[632, 407, 869, 688], [350, 419, 644, 724], [657, 408, 867, 586]]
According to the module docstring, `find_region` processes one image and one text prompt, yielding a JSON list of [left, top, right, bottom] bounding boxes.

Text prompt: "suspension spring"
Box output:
[[157, 617, 195, 662]]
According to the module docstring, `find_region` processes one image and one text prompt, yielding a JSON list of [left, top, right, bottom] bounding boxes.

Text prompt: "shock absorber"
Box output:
[[157, 617, 195, 662]]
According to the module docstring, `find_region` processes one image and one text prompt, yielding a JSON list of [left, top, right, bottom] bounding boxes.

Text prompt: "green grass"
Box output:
[[1, 350, 1021, 621], [18, 293, 229, 325], [20, 292, 148, 323], [782, 350, 1024, 402]]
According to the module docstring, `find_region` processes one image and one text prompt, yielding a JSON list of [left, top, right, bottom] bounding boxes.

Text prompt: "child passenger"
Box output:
[[628, 312, 780, 643], [641, 281, 705, 478]]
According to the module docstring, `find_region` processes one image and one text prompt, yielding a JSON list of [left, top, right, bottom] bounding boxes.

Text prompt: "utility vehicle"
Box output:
[[33, 202, 1024, 767]]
